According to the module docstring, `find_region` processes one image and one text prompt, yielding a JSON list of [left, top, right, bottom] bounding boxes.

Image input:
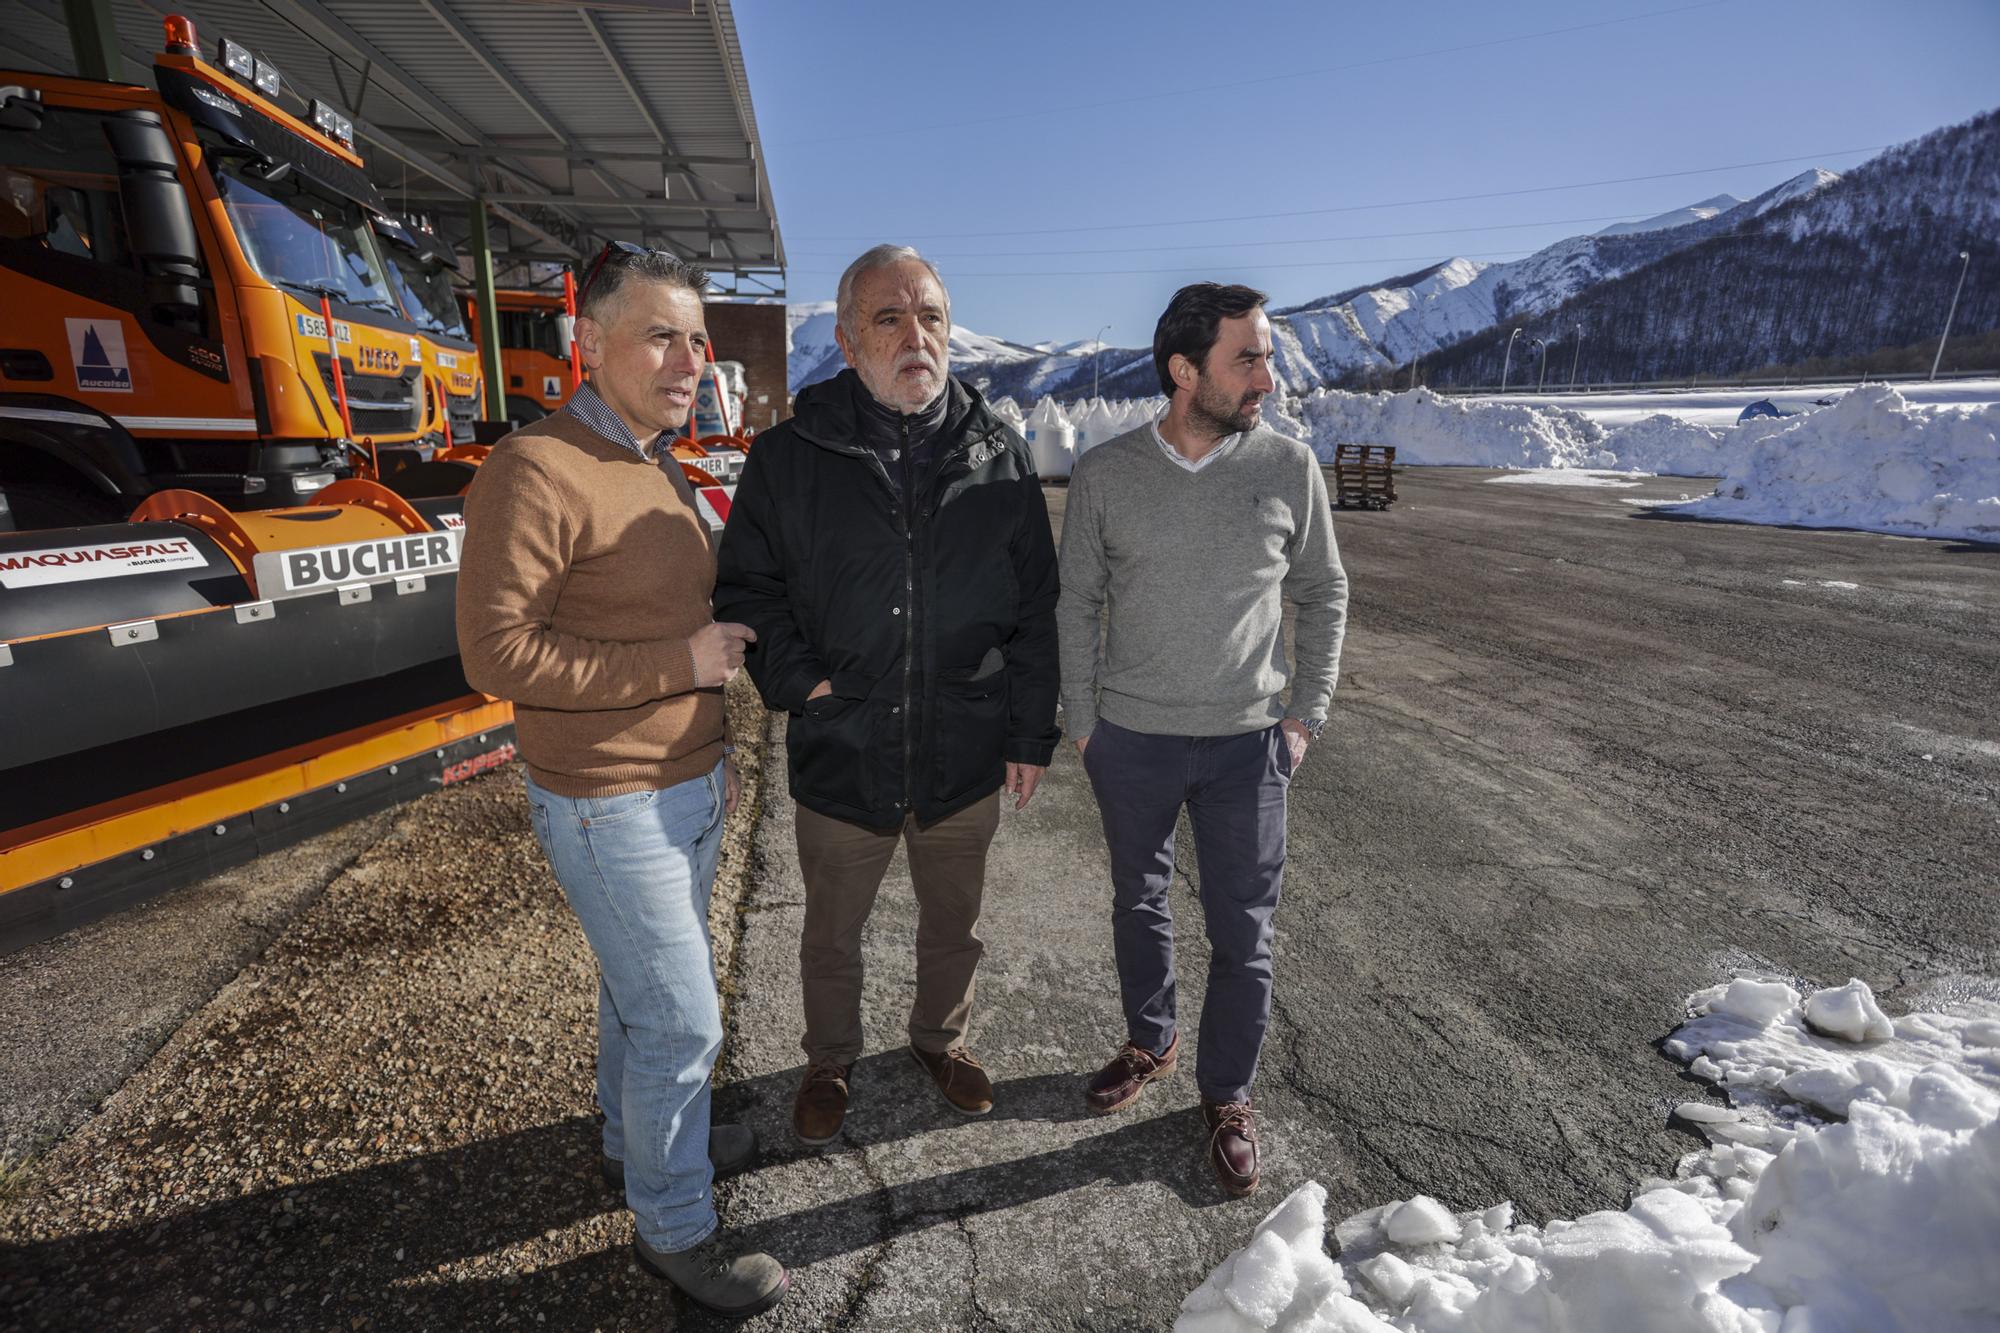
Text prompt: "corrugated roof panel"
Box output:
[[0, 0, 780, 275]]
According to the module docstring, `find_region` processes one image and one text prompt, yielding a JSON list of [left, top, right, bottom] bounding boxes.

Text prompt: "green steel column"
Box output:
[[468, 188, 506, 422], [64, 0, 123, 82]]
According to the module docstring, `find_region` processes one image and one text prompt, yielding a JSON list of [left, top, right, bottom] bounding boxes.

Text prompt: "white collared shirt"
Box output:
[[1150, 411, 1242, 473]]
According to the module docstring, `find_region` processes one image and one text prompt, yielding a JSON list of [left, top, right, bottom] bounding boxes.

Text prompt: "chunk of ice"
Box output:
[[1712, 979, 1803, 1026], [1223, 1229, 1300, 1326], [1802, 979, 1894, 1044], [1385, 1195, 1462, 1246]]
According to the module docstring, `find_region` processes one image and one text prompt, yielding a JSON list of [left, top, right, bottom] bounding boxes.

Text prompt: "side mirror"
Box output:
[[0, 85, 45, 133], [100, 111, 204, 326]]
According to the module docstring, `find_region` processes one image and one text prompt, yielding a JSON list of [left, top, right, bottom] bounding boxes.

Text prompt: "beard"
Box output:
[[1189, 378, 1263, 437], [858, 353, 944, 413]]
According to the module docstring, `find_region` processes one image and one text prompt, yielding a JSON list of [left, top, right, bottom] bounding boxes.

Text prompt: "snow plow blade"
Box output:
[[0, 481, 513, 954]]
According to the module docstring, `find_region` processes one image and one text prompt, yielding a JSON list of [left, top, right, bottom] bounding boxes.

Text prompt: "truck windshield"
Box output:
[[382, 245, 469, 338], [216, 166, 396, 310]]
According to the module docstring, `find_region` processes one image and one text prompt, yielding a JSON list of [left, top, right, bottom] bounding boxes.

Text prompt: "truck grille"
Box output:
[[312, 353, 423, 436]]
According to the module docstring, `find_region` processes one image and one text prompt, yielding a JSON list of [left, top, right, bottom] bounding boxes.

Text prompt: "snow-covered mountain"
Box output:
[[787, 107, 1995, 401], [1265, 170, 1841, 389], [786, 301, 842, 390], [1594, 193, 1741, 237], [1418, 112, 1998, 385], [784, 184, 1809, 398]]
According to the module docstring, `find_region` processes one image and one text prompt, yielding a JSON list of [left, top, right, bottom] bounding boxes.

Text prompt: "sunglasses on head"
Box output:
[[576, 239, 653, 311]]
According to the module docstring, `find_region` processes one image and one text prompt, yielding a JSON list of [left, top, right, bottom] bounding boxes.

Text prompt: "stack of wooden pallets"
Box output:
[[1331, 444, 1396, 510]]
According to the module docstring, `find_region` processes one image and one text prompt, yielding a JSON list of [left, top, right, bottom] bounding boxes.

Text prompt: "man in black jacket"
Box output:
[[715, 245, 1060, 1145]]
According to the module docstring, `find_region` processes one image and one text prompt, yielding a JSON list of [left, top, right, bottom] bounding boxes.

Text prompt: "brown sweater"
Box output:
[[456, 411, 724, 797]]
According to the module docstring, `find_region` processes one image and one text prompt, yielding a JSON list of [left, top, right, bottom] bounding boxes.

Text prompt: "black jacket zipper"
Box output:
[[899, 414, 917, 816]]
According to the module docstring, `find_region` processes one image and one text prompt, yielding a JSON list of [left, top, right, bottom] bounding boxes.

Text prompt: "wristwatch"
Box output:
[[1294, 717, 1326, 740]]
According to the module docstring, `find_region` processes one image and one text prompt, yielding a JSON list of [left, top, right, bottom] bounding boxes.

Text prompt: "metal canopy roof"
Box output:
[[2, 0, 785, 292]]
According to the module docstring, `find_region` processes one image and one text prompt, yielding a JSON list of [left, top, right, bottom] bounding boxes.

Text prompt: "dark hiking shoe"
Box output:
[[634, 1230, 788, 1320], [601, 1124, 756, 1193], [793, 1061, 851, 1145], [1084, 1032, 1179, 1115], [910, 1045, 994, 1115], [1202, 1097, 1261, 1197]]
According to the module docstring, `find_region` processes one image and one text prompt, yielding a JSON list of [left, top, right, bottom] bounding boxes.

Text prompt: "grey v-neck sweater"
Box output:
[[1056, 423, 1348, 739]]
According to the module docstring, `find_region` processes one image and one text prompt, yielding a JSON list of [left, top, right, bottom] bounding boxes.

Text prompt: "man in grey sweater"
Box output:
[[1057, 282, 1347, 1198]]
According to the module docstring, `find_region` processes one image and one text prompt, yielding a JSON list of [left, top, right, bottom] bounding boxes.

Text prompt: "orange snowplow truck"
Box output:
[[0, 16, 455, 531], [465, 287, 575, 426]]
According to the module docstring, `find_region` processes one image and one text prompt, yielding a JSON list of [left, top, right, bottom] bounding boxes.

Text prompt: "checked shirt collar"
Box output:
[[564, 381, 671, 461]]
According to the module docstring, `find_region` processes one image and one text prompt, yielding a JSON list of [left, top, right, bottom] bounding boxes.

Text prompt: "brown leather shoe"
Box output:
[[909, 1045, 994, 1115], [793, 1062, 851, 1146], [1202, 1098, 1261, 1197], [1084, 1032, 1179, 1115]]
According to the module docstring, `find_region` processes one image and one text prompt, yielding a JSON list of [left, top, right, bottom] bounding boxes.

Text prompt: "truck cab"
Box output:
[[374, 215, 482, 454], [0, 18, 440, 529], [474, 287, 575, 426]]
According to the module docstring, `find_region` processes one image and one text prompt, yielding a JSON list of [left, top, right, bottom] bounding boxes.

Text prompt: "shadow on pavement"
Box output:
[[0, 1115, 656, 1329], [7, 1065, 1217, 1328]]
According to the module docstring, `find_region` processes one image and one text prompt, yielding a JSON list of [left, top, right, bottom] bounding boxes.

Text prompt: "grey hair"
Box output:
[[578, 247, 710, 323], [835, 244, 949, 336]]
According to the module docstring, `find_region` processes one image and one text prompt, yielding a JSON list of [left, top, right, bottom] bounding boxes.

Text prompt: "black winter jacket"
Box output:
[[714, 371, 1060, 829]]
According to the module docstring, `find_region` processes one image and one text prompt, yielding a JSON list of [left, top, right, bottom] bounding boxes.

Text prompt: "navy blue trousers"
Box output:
[[1081, 718, 1291, 1103]]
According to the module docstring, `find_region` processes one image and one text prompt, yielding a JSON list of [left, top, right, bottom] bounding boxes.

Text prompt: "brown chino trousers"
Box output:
[[794, 792, 1002, 1065]]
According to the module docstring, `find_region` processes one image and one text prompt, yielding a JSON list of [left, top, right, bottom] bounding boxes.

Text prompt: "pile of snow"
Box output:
[[1672, 385, 2000, 544], [1176, 976, 2000, 1333], [1297, 386, 1616, 470], [1597, 413, 1736, 475], [1291, 383, 2000, 543]]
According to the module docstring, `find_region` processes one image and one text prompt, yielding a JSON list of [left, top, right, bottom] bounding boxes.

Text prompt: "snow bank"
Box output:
[[1291, 383, 2000, 542], [1599, 413, 1736, 475], [1175, 977, 2000, 1333], [1297, 386, 1615, 470], [1672, 385, 2000, 544]]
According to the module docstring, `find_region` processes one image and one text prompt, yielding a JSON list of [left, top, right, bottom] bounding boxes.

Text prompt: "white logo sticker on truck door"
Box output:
[[543, 375, 562, 400], [66, 319, 133, 393]]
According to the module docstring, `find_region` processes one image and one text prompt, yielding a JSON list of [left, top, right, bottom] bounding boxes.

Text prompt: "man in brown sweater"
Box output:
[[456, 245, 785, 1319]]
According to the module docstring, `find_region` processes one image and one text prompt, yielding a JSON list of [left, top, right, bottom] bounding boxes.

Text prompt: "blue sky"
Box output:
[[733, 0, 2000, 348]]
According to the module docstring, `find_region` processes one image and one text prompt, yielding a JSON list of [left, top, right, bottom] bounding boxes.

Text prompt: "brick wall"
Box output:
[[704, 301, 790, 433]]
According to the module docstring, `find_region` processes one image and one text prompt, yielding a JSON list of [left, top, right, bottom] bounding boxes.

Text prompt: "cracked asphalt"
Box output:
[[702, 467, 1997, 1331], [3, 468, 1993, 1331]]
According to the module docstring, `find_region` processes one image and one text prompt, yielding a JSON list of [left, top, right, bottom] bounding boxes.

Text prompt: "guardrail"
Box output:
[[1427, 369, 1997, 397]]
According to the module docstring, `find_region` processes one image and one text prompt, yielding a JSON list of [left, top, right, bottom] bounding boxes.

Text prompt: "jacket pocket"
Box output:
[[788, 697, 878, 813], [932, 674, 1009, 805]]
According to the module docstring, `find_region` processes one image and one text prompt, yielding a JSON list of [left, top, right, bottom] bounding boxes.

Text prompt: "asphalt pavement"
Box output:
[[5, 467, 1994, 1331], [702, 467, 1998, 1331]]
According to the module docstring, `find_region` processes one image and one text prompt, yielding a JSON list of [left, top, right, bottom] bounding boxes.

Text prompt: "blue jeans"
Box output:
[[523, 762, 726, 1253]]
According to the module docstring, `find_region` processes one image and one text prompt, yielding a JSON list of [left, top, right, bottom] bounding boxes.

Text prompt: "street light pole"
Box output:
[[1532, 338, 1549, 392], [1930, 250, 1972, 381], [1569, 325, 1582, 391], [1092, 323, 1112, 400], [1501, 327, 1524, 392]]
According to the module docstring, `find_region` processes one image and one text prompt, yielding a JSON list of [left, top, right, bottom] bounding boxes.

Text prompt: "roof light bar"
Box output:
[[309, 99, 354, 149], [253, 59, 281, 99], [218, 37, 254, 81]]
